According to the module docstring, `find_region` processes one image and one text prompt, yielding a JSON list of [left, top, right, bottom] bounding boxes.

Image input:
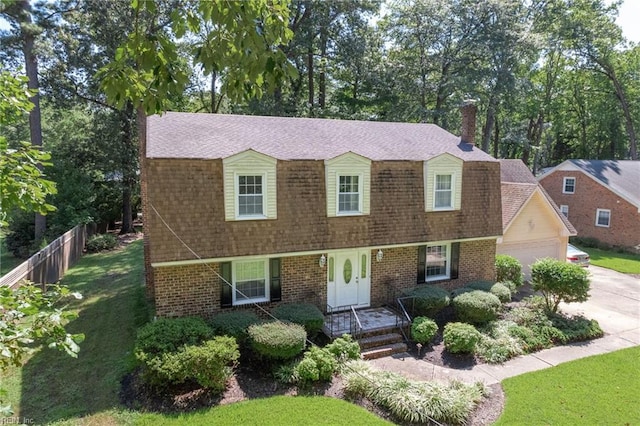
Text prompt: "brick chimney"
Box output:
[[460, 100, 477, 146]]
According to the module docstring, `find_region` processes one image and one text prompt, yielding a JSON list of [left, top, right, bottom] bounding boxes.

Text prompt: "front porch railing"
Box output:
[[395, 296, 415, 342], [326, 304, 363, 339]]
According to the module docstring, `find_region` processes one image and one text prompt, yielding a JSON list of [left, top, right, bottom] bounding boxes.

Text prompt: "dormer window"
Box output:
[[338, 175, 362, 214], [325, 153, 371, 217], [424, 153, 463, 212], [237, 175, 265, 217], [434, 174, 453, 209]]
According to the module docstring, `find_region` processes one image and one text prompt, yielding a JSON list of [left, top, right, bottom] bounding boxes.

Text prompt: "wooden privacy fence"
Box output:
[[0, 224, 88, 288]]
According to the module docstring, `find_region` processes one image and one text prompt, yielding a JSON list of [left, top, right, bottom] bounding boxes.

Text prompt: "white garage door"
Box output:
[[497, 239, 561, 280]]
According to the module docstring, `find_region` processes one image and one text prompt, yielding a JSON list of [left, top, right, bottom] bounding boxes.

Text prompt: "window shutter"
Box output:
[[417, 245, 426, 283], [220, 262, 232, 308], [450, 242, 460, 280], [270, 258, 282, 302]]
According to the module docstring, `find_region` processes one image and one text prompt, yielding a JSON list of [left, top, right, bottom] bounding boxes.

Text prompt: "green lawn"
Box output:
[[495, 346, 640, 425], [578, 245, 640, 274]]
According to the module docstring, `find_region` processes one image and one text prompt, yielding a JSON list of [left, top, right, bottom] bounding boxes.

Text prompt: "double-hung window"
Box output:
[[237, 175, 264, 217], [563, 177, 576, 194], [338, 175, 361, 214], [434, 174, 453, 209], [560, 205, 569, 218], [426, 244, 450, 281], [595, 209, 611, 227], [233, 260, 269, 304]]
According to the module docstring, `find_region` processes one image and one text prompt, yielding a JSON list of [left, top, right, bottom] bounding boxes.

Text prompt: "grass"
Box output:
[[136, 396, 393, 425], [0, 233, 22, 276], [579, 246, 640, 274], [495, 346, 640, 425]]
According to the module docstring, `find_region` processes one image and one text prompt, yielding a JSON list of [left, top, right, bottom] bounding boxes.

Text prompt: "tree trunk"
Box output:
[[307, 49, 314, 115], [120, 101, 136, 234], [492, 118, 500, 159], [210, 71, 217, 113], [481, 93, 497, 153], [137, 105, 153, 297], [318, 28, 327, 110], [609, 69, 638, 160]]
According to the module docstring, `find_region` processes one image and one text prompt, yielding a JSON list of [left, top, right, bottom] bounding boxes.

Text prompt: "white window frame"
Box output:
[[560, 204, 569, 218], [235, 172, 267, 220], [595, 208, 611, 228], [232, 259, 269, 305], [563, 177, 576, 194], [336, 173, 363, 216], [426, 243, 451, 282], [434, 173, 454, 210]]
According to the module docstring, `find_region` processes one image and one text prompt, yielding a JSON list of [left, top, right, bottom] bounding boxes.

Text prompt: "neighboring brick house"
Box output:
[[497, 160, 576, 279], [143, 108, 502, 319], [538, 160, 640, 252]]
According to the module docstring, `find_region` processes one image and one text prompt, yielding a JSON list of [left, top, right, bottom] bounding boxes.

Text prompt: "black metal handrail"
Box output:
[[350, 305, 363, 340], [396, 296, 415, 342], [326, 303, 359, 339]]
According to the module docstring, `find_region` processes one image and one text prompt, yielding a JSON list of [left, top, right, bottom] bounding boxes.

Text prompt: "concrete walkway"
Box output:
[[370, 266, 640, 385]]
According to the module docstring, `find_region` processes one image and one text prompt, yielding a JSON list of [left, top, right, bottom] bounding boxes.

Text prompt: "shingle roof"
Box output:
[[146, 112, 497, 162], [499, 159, 576, 234], [567, 160, 640, 208]]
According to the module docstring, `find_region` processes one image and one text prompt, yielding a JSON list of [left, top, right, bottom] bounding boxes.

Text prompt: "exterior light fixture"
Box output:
[[319, 254, 327, 267], [376, 249, 384, 262]]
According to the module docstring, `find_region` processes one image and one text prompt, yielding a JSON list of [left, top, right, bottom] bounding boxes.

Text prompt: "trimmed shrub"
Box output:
[[443, 322, 481, 354], [452, 290, 501, 324], [325, 334, 361, 361], [549, 313, 603, 342], [475, 321, 524, 363], [272, 303, 324, 336], [401, 286, 450, 317], [467, 281, 512, 303], [86, 233, 118, 252], [499, 280, 518, 293], [495, 255, 523, 288], [209, 311, 261, 343], [248, 321, 306, 360], [450, 286, 475, 298], [294, 346, 337, 384], [411, 317, 438, 345], [135, 317, 212, 357], [531, 258, 590, 313]]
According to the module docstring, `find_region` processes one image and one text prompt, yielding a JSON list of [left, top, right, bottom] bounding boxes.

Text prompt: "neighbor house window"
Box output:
[[233, 260, 269, 304], [237, 174, 265, 218], [434, 174, 453, 209], [596, 209, 611, 227], [426, 244, 450, 281], [563, 177, 576, 194], [560, 205, 569, 218], [337, 175, 361, 214]]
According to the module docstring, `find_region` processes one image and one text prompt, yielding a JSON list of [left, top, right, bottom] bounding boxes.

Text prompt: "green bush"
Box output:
[[549, 314, 603, 342], [248, 321, 307, 360], [142, 336, 239, 391], [452, 290, 502, 324], [467, 281, 512, 303], [499, 280, 518, 293], [450, 286, 475, 298], [401, 286, 450, 317], [294, 346, 337, 384], [495, 255, 523, 288], [209, 311, 261, 343], [272, 303, 324, 336], [443, 322, 481, 354], [86, 233, 118, 252], [411, 317, 438, 345], [135, 317, 212, 357], [475, 321, 524, 363], [325, 334, 361, 361], [531, 258, 590, 313]]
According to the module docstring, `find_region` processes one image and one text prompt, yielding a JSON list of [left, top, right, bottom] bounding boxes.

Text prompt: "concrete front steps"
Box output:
[[359, 331, 407, 360]]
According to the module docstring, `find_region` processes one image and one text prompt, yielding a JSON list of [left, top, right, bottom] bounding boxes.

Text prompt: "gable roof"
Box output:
[[500, 159, 576, 235], [539, 159, 640, 210], [146, 112, 497, 162]]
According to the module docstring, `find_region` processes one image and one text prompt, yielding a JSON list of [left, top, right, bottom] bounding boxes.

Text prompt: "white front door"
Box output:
[[327, 250, 371, 309]]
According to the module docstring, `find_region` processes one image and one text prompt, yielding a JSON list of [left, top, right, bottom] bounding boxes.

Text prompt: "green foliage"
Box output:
[[452, 290, 502, 324], [443, 322, 481, 354], [272, 303, 324, 336], [134, 317, 212, 358], [4, 210, 39, 258], [548, 314, 603, 342], [342, 360, 487, 425], [495, 255, 523, 288], [85, 233, 118, 252], [294, 346, 337, 384], [325, 334, 361, 362], [411, 317, 438, 345], [248, 321, 306, 360], [531, 258, 591, 313], [475, 321, 524, 363], [209, 310, 261, 343], [467, 281, 512, 303], [401, 286, 450, 318]]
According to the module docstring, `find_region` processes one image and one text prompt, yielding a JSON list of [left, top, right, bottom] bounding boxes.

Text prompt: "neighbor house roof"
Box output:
[[500, 159, 576, 234], [539, 159, 640, 210], [146, 112, 497, 162]]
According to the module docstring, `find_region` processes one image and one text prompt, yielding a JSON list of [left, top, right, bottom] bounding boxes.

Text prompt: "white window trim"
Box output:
[[232, 259, 269, 305], [234, 172, 267, 220], [595, 208, 611, 228], [336, 172, 364, 216], [433, 173, 455, 211], [560, 204, 569, 218], [563, 177, 576, 194], [426, 242, 451, 282]]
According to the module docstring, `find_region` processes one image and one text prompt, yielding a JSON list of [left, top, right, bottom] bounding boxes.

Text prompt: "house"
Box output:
[[538, 160, 640, 253], [497, 160, 576, 279], [142, 107, 502, 319]]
